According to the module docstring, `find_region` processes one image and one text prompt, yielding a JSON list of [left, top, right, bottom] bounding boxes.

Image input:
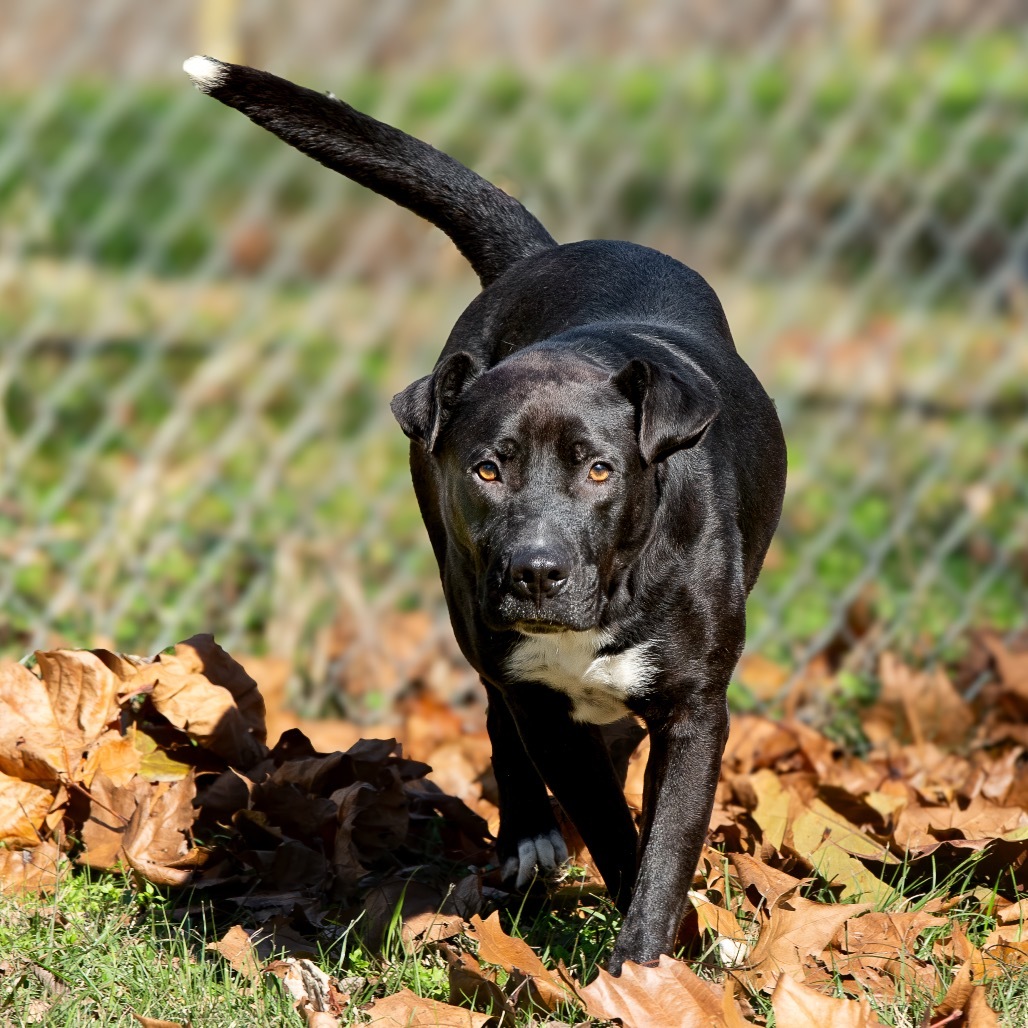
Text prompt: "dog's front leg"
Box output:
[[484, 679, 570, 888], [503, 682, 639, 911], [608, 687, 729, 972]]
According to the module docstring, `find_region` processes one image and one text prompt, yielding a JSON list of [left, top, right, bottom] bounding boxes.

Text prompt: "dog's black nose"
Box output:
[[510, 550, 571, 603]]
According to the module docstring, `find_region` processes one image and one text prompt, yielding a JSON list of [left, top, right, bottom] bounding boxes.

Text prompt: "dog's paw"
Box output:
[[500, 829, 569, 889]]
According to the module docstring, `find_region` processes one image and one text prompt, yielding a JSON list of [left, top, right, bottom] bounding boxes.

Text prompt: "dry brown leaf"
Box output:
[[689, 890, 749, 966], [736, 654, 791, 702], [0, 661, 78, 783], [79, 773, 199, 884], [935, 956, 981, 1019], [836, 911, 947, 959], [747, 768, 791, 850], [580, 955, 741, 1028], [963, 986, 1002, 1028], [175, 635, 267, 743], [0, 770, 53, 847], [470, 912, 575, 1011], [441, 946, 516, 1020], [208, 925, 260, 977], [364, 988, 493, 1027], [131, 1014, 186, 1028], [770, 972, 884, 1027], [730, 852, 805, 912], [123, 637, 267, 770], [724, 716, 803, 775], [979, 632, 1028, 694], [831, 910, 947, 999], [34, 650, 123, 748], [82, 730, 143, 787], [0, 839, 64, 894], [995, 898, 1028, 925], [264, 958, 343, 1021], [864, 653, 974, 747], [738, 896, 871, 993], [401, 911, 466, 952], [893, 796, 1028, 851]]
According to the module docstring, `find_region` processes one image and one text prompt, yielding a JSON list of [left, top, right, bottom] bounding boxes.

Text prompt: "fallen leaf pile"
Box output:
[[2, 628, 1028, 1026]]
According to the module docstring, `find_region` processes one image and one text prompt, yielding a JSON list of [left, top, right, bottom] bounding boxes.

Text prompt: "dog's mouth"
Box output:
[[511, 619, 575, 636], [484, 599, 601, 636]]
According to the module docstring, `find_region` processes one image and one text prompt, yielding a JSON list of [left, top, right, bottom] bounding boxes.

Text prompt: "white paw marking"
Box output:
[[506, 629, 656, 724], [183, 55, 227, 91], [501, 830, 569, 889]]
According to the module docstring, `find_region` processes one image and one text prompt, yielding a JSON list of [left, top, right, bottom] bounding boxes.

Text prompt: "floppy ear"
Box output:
[[390, 350, 481, 452], [611, 358, 719, 464]]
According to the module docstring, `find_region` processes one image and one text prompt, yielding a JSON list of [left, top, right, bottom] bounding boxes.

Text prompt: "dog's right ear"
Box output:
[[390, 351, 481, 452]]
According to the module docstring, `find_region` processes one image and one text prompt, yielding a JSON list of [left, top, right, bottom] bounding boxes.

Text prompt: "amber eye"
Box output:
[[588, 462, 612, 483], [475, 461, 500, 482]]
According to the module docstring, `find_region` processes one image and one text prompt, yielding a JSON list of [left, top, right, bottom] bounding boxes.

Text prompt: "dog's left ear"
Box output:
[[391, 350, 481, 453], [611, 358, 719, 464]]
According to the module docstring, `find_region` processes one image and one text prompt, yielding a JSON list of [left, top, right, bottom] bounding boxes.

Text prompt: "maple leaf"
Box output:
[[364, 988, 493, 1027], [0, 660, 96, 784], [470, 912, 577, 1012], [123, 639, 268, 770], [78, 772, 201, 885], [729, 851, 806, 912], [770, 972, 885, 1027], [0, 839, 65, 895], [0, 770, 54, 848], [737, 895, 872, 993], [580, 955, 752, 1028]]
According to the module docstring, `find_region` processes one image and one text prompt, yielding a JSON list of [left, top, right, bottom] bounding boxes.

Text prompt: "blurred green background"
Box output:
[[1, 2, 1025, 712]]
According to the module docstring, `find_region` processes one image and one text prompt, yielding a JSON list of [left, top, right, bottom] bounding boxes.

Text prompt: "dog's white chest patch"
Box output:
[[505, 630, 656, 724]]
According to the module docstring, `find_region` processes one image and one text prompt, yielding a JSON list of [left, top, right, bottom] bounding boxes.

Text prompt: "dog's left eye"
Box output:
[[475, 461, 500, 482], [588, 462, 612, 483]]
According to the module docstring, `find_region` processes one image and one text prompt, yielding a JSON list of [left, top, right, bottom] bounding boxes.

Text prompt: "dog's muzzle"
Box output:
[[484, 546, 599, 632]]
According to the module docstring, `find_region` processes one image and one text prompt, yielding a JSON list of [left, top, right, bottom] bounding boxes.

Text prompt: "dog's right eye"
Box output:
[[475, 461, 500, 482]]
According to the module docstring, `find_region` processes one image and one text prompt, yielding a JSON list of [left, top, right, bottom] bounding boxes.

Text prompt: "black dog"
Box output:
[[184, 55, 787, 972]]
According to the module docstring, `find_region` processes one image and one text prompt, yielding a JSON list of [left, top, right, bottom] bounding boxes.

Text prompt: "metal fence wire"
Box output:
[[1, 1, 1026, 714]]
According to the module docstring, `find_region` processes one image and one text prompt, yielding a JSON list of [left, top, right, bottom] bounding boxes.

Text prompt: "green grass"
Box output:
[[4, 852, 1028, 1026]]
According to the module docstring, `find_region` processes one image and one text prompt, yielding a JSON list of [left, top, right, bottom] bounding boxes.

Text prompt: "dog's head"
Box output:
[[391, 345, 718, 633]]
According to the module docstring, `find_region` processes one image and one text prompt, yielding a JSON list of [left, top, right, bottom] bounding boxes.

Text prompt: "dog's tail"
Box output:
[[183, 56, 556, 287]]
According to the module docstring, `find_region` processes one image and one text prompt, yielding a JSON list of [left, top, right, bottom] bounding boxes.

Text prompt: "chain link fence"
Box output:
[[2, 0, 1026, 714]]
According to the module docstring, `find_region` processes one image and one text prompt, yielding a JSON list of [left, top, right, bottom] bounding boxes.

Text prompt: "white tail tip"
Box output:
[[183, 55, 227, 91]]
